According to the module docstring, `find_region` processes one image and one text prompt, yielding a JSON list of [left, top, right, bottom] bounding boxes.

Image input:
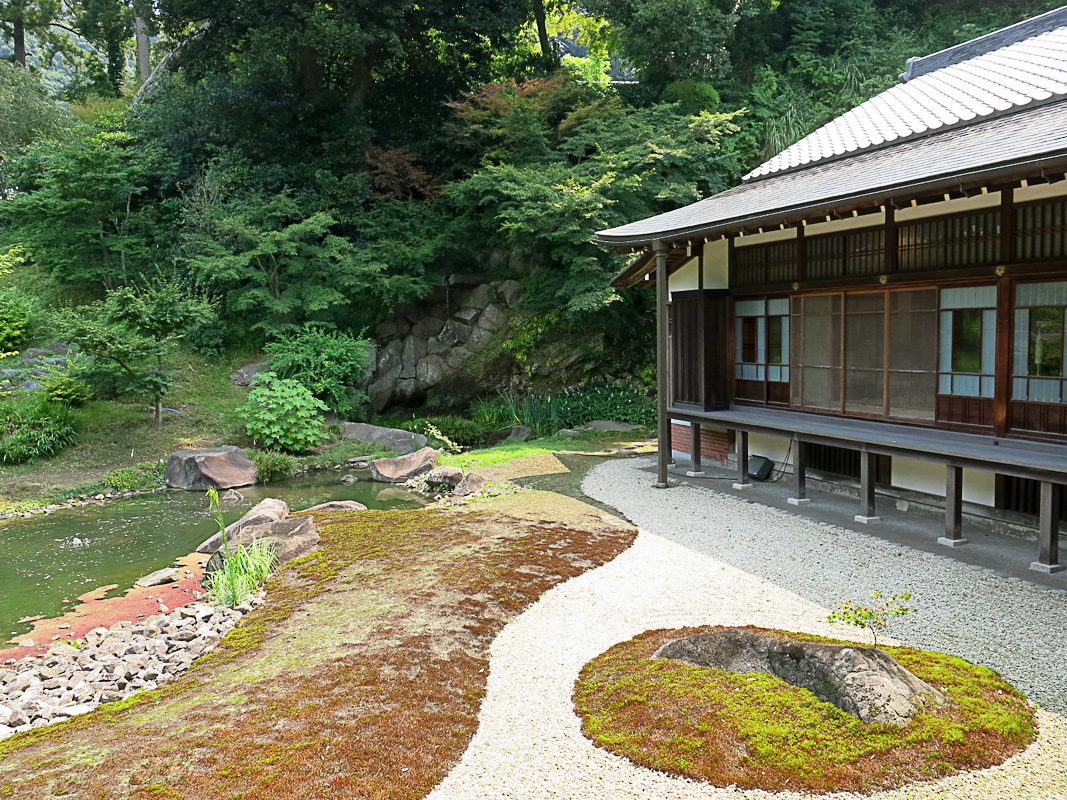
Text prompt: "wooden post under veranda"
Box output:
[[655, 241, 669, 488]]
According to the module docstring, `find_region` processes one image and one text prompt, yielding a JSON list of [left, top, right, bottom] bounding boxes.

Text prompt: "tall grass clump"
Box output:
[[0, 398, 78, 463], [203, 488, 278, 607], [247, 449, 299, 483]]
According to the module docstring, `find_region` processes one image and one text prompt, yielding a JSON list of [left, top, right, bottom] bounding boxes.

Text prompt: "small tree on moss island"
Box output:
[[827, 591, 912, 649]]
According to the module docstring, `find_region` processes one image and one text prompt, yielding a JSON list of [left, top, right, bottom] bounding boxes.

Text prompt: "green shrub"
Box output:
[[0, 289, 36, 351], [184, 317, 229, 356], [661, 80, 721, 115], [0, 399, 77, 463], [102, 464, 164, 492], [553, 383, 656, 429], [265, 325, 373, 414], [238, 371, 327, 452], [248, 449, 299, 483], [44, 375, 92, 406]]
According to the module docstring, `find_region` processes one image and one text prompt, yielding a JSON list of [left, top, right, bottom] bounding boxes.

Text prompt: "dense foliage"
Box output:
[[0, 398, 77, 464], [2, 0, 1063, 419], [264, 326, 372, 414]]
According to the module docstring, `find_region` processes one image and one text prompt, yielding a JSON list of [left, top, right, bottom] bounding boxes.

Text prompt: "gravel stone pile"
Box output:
[[0, 597, 261, 740]]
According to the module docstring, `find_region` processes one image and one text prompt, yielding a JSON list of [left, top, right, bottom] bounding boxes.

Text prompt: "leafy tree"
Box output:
[[446, 76, 742, 312], [0, 61, 73, 182], [3, 121, 166, 292], [237, 371, 327, 453], [53, 277, 214, 423]]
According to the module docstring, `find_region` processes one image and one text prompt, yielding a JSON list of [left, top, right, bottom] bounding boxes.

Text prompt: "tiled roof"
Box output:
[[744, 7, 1067, 180], [596, 100, 1067, 248]]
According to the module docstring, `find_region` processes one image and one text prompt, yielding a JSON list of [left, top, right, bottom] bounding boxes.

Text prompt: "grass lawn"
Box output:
[[0, 349, 254, 507], [0, 491, 637, 799]]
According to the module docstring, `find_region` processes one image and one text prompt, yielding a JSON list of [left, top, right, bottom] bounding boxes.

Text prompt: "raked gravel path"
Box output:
[[427, 457, 1067, 800]]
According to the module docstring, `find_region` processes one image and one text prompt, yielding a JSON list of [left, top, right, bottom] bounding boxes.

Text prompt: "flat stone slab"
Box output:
[[135, 567, 180, 588], [580, 420, 642, 432], [299, 500, 369, 513], [653, 628, 944, 726], [342, 422, 427, 454], [370, 447, 440, 483]]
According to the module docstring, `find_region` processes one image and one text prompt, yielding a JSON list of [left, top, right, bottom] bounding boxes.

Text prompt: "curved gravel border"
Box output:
[[426, 458, 1067, 799]]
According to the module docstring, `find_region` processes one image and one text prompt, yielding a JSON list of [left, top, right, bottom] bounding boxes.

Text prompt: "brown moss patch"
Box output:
[[0, 491, 636, 799], [574, 625, 1036, 794]]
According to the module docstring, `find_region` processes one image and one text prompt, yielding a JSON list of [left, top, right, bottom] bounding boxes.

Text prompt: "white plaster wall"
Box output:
[[702, 240, 729, 289], [734, 227, 796, 246], [748, 433, 792, 464], [891, 457, 996, 507], [668, 257, 700, 298]]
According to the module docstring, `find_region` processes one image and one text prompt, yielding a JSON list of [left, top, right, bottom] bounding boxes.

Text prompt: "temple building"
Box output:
[[596, 7, 1067, 573]]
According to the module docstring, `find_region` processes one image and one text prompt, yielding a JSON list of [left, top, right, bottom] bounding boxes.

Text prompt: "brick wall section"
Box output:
[[670, 423, 729, 463]]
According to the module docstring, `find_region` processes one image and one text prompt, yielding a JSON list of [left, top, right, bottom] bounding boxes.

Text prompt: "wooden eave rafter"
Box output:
[[609, 166, 1067, 289]]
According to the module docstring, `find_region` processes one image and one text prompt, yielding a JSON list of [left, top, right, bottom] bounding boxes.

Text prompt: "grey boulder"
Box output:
[[425, 466, 464, 489], [580, 420, 642, 432], [654, 628, 944, 726], [342, 422, 427, 454], [165, 446, 257, 491], [230, 356, 272, 386], [299, 500, 368, 513], [197, 498, 289, 553]]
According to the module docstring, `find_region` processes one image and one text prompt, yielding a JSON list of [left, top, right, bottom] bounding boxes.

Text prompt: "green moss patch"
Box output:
[[0, 491, 636, 799], [574, 625, 1036, 794]]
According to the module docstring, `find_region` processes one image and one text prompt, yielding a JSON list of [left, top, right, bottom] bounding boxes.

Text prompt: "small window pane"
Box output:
[[1028, 307, 1064, 377], [768, 316, 784, 365], [741, 317, 758, 363], [768, 298, 789, 316], [951, 308, 984, 373], [1029, 378, 1062, 403]]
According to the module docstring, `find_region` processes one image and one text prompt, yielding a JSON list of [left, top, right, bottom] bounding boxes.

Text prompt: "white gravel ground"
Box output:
[[427, 458, 1067, 799]]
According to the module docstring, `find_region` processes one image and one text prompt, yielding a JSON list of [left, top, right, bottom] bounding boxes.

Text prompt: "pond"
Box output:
[[0, 473, 427, 639]]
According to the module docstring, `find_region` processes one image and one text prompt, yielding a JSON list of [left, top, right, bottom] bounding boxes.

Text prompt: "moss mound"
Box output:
[[574, 625, 1035, 794]]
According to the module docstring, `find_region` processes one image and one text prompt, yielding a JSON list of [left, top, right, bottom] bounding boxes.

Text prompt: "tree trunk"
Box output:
[[295, 44, 323, 94], [135, 16, 151, 80], [532, 0, 555, 70], [13, 18, 26, 67], [347, 45, 378, 109]]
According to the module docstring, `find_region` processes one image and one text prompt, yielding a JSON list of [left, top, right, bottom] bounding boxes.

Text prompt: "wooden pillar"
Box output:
[[733, 430, 752, 489], [1031, 481, 1065, 573], [855, 449, 879, 523], [788, 437, 809, 505], [687, 424, 705, 477], [654, 241, 670, 488], [939, 465, 968, 547]]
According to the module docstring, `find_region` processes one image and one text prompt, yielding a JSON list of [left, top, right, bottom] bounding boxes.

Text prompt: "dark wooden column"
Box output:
[[939, 465, 969, 547], [788, 437, 809, 505], [1031, 481, 1065, 573], [654, 241, 670, 488], [733, 430, 752, 489], [855, 449, 879, 523], [687, 424, 705, 477]]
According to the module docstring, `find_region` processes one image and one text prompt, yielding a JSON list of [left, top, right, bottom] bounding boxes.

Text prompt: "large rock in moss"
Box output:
[[370, 447, 440, 483], [654, 628, 944, 726], [197, 498, 289, 553], [165, 446, 257, 491]]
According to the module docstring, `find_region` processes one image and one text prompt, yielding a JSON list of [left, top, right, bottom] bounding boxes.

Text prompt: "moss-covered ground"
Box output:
[[574, 625, 1036, 794], [0, 490, 636, 799]]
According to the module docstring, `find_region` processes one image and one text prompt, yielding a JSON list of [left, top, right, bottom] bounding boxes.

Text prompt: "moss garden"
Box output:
[[573, 625, 1036, 794]]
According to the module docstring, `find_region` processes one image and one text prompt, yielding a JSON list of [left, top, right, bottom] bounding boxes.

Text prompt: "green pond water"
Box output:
[[0, 474, 427, 639]]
